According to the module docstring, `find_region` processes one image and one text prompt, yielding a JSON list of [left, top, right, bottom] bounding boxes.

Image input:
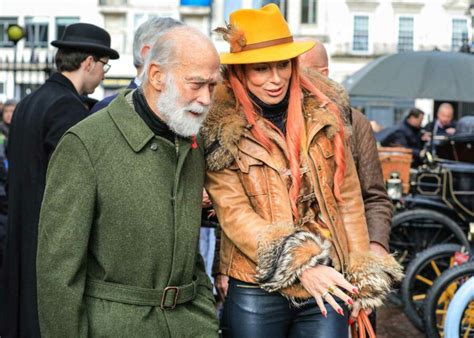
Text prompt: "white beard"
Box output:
[[156, 74, 209, 137]]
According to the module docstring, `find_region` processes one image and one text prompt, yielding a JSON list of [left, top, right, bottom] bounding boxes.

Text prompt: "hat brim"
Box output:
[[220, 40, 315, 65], [51, 40, 120, 59]]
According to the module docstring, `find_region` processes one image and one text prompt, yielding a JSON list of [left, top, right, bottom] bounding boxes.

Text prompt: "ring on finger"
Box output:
[[327, 285, 336, 294], [321, 291, 330, 299]]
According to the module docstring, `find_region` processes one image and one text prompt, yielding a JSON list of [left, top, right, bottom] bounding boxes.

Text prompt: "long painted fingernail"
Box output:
[[348, 317, 355, 325], [337, 308, 344, 316], [348, 298, 354, 305], [322, 310, 327, 318], [352, 287, 359, 294]]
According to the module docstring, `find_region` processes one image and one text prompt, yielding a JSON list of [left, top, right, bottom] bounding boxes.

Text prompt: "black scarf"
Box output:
[[249, 89, 289, 135], [133, 88, 175, 143]]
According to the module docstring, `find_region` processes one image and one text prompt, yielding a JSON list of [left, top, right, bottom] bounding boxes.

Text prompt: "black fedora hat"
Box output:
[[51, 23, 119, 59]]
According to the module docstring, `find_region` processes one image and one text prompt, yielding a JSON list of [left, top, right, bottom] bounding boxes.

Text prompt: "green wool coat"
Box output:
[[36, 90, 218, 337]]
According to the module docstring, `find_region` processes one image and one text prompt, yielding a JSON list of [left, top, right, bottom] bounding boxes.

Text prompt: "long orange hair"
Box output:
[[227, 58, 346, 218]]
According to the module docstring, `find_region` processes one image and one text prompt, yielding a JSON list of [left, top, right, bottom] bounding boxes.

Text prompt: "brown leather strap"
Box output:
[[361, 310, 376, 338], [239, 36, 293, 52], [351, 310, 376, 338]]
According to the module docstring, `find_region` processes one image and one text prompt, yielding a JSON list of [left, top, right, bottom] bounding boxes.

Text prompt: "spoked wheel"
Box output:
[[389, 209, 469, 268], [424, 262, 474, 338], [458, 302, 474, 338], [401, 244, 465, 331]]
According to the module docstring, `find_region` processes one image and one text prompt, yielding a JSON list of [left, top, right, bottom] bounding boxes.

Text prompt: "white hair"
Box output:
[[141, 26, 213, 82], [132, 17, 183, 68]]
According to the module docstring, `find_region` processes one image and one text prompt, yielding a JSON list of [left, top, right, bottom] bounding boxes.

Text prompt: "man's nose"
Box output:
[[196, 87, 212, 106]]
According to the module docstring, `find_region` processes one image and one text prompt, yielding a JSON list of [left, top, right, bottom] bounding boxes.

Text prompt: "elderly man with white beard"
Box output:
[[36, 25, 220, 337]]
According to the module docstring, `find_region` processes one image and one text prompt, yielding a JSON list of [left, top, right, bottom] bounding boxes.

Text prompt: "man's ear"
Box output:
[[82, 55, 95, 72], [140, 45, 151, 62], [148, 63, 166, 91]]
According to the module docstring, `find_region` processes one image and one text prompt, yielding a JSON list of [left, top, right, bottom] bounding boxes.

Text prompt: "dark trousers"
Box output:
[[221, 278, 349, 338]]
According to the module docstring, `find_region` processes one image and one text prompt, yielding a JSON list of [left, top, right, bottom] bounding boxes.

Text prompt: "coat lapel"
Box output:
[[107, 89, 154, 153]]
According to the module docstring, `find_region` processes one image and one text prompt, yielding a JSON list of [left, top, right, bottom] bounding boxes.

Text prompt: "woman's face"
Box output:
[[244, 60, 292, 105]]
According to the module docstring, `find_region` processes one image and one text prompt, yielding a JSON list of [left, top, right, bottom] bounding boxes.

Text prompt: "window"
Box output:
[[56, 17, 79, 40], [25, 17, 49, 48], [301, 0, 317, 24], [224, 0, 242, 21], [104, 14, 126, 53], [0, 17, 18, 47], [398, 17, 414, 52], [353, 15, 369, 52], [253, 0, 287, 19], [452, 18, 468, 51]]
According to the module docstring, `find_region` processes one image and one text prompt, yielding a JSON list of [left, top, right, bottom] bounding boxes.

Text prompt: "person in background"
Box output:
[[424, 102, 456, 136], [0, 23, 119, 337], [36, 25, 220, 336], [382, 108, 425, 165], [90, 17, 184, 113], [0, 98, 12, 274], [0, 99, 17, 149], [204, 5, 402, 337], [370, 120, 384, 134], [298, 40, 329, 76]]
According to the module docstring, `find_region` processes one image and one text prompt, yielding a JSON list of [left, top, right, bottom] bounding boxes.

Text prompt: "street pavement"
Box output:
[[377, 301, 425, 338]]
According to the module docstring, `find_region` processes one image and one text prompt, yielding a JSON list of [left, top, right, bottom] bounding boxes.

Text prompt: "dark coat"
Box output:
[[424, 120, 457, 136], [37, 90, 217, 337], [0, 72, 89, 337], [90, 79, 137, 113], [381, 119, 424, 163], [349, 109, 392, 251]]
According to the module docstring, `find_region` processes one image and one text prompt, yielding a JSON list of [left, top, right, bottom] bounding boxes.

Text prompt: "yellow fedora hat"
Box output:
[[217, 4, 315, 65]]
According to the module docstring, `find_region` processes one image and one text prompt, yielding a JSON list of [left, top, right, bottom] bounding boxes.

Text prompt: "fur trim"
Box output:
[[256, 228, 331, 295], [201, 85, 247, 171], [345, 252, 404, 309], [302, 69, 352, 128], [202, 73, 353, 171]]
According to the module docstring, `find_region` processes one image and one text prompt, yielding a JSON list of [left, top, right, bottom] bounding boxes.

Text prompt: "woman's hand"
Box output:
[[300, 265, 358, 317], [215, 274, 229, 301], [349, 300, 372, 323]]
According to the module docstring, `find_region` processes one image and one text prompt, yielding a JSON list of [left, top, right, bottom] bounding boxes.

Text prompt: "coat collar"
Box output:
[[47, 72, 81, 98], [202, 75, 349, 171], [107, 89, 155, 152]]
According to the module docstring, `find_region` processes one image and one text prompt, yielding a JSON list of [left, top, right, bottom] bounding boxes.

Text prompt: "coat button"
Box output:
[[325, 151, 330, 157], [317, 165, 322, 171], [150, 143, 158, 151]]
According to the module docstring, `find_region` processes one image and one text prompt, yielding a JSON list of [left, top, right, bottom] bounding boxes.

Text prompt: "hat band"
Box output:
[[236, 36, 294, 53]]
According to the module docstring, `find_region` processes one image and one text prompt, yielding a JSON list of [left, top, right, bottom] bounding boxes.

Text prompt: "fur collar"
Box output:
[[201, 72, 352, 171]]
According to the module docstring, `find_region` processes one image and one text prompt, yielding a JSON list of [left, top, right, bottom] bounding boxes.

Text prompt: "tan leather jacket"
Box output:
[[203, 78, 402, 308]]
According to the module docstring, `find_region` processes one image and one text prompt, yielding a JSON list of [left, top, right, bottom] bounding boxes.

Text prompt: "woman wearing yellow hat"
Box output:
[[202, 4, 403, 337]]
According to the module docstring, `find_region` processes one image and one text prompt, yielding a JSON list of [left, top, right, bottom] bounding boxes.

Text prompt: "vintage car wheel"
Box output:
[[423, 262, 474, 338], [390, 209, 468, 267], [401, 244, 464, 331]]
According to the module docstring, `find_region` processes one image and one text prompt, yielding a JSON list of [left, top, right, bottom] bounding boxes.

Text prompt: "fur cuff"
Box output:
[[256, 229, 331, 293], [345, 252, 404, 309]]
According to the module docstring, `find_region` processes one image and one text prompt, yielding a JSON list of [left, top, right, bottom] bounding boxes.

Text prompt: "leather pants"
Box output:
[[221, 278, 349, 338]]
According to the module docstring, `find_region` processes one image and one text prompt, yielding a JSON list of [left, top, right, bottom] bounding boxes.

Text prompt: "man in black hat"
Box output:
[[0, 22, 119, 338]]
